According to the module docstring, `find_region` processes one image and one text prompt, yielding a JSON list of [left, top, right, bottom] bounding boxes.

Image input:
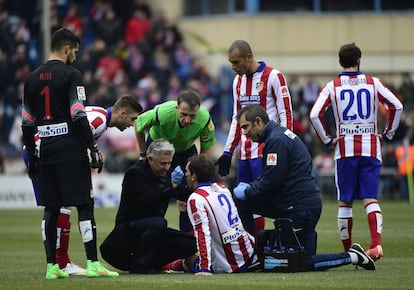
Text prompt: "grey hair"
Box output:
[[146, 138, 175, 159]]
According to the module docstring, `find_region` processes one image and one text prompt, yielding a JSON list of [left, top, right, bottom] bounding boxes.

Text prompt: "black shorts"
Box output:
[[39, 160, 93, 207]]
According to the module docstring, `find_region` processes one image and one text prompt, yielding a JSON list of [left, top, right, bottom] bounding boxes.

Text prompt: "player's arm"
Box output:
[[376, 79, 403, 141], [271, 71, 294, 130], [187, 196, 213, 275], [199, 116, 216, 154], [309, 83, 335, 146], [134, 110, 156, 158]]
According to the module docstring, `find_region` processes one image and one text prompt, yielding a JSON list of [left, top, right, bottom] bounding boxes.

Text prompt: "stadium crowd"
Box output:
[[0, 0, 413, 201]]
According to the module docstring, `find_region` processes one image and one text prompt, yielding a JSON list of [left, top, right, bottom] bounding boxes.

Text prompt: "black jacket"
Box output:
[[246, 121, 322, 212], [100, 159, 193, 271]]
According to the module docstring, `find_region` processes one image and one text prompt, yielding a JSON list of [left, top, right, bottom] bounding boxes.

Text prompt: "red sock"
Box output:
[[253, 215, 265, 238], [161, 259, 185, 271], [365, 202, 382, 249], [56, 208, 71, 269]]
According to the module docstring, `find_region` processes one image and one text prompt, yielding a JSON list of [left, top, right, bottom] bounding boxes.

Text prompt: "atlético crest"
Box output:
[[256, 81, 264, 92]]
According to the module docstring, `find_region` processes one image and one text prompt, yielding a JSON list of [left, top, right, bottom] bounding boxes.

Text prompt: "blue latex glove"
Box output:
[[171, 166, 184, 184], [233, 182, 251, 200]]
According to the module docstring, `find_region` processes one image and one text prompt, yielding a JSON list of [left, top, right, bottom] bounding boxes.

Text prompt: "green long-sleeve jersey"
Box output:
[[135, 101, 215, 153]]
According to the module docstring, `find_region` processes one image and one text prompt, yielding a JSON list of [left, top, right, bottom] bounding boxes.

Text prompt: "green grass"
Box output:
[[0, 201, 413, 290]]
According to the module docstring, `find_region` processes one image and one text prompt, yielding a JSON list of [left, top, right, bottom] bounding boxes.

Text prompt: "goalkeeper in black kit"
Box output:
[[21, 28, 118, 279]]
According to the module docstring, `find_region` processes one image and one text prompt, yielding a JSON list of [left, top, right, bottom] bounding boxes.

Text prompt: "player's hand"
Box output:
[[233, 182, 250, 200], [28, 155, 40, 181], [177, 200, 187, 212], [88, 144, 104, 173], [171, 165, 184, 184], [215, 153, 232, 176]]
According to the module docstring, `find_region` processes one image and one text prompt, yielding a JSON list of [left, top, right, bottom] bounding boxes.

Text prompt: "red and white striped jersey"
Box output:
[[310, 72, 403, 161], [34, 106, 110, 151], [85, 106, 110, 140], [224, 62, 293, 160], [187, 182, 255, 273]]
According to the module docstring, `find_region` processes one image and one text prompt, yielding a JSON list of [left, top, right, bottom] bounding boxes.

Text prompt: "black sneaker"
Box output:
[[349, 243, 376, 270]]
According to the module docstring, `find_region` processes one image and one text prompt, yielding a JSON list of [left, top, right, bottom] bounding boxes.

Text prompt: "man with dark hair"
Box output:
[[215, 39, 294, 238], [21, 28, 118, 279], [233, 104, 376, 271], [22, 93, 142, 275], [100, 139, 198, 274], [310, 43, 403, 260], [134, 89, 216, 233]]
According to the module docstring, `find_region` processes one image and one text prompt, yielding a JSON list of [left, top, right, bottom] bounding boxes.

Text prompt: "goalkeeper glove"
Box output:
[[88, 144, 104, 173], [28, 155, 40, 181]]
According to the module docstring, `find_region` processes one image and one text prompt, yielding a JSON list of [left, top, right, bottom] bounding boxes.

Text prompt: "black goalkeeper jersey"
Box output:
[[22, 60, 89, 164]]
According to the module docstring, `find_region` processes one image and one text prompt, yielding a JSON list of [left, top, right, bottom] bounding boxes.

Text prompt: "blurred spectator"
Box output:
[[124, 7, 150, 47], [94, 8, 123, 49], [399, 72, 414, 112], [62, 3, 83, 38], [148, 9, 183, 56], [395, 130, 414, 201], [301, 76, 320, 112]]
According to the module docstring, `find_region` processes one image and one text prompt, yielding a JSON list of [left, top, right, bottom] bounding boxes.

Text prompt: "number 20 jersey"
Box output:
[[310, 71, 403, 161]]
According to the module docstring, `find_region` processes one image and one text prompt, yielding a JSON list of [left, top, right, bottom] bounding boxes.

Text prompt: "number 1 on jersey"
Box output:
[[41, 85, 53, 120]]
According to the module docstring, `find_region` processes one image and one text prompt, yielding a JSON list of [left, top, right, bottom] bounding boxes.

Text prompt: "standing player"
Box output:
[[134, 89, 215, 233], [21, 28, 118, 279], [186, 155, 257, 274], [215, 39, 293, 237], [23, 94, 142, 275], [309, 43, 403, 260]]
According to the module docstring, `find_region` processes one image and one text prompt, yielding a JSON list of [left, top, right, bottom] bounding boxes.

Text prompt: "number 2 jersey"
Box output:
[[310, 71, 403, 161], [187, 182, 255, 273]]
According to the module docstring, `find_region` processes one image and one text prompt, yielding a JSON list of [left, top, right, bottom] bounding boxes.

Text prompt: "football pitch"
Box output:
[[0, 201, 413, 290]]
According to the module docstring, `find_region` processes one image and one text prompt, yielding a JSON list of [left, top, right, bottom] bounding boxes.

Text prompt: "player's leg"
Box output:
[[309, 243, 375, 271], [58, 161, 118, 277], [128, 217, 168, 274], [335, 158, 357, 251], [40, 165, 69, 279], [56, 207, 71, 269], [158, 228, 197, 272], [359, 157, 383, 261], [236, 159, 256, 235], [56, 207, 86, 275], [249, 158, 266, 238]]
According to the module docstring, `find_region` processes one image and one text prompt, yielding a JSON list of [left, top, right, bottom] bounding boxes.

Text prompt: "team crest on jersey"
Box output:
[[281, 86, 289, 98], [266, 153, 278, 166], [77, 86, 86, 101], [192, 212, 202, 225], [256, 81, 264, 92], [208, 120, 215, 132]]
